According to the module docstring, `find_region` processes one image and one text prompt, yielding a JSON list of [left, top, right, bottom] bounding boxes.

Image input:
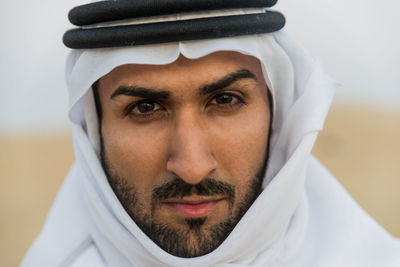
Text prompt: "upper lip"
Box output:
[[161, 197, 226, 205]]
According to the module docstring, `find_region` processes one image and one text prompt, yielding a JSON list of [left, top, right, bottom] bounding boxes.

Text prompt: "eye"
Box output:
[[209, 93, 244, 107], [126, 100, 163, 118]]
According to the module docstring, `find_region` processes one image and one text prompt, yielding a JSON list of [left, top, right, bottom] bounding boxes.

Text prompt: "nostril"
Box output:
[[166, 153, 217, 185]]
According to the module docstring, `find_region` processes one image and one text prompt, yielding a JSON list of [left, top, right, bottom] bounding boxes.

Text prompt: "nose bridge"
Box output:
[[167, 107, 217, 184]]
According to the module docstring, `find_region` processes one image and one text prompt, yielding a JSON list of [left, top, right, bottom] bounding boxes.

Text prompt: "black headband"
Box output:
[[69, 0, 279, 26], [63, 0, 285, 49]]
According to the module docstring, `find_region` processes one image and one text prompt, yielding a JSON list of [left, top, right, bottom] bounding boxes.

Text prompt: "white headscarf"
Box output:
[[21, 7, 400, 267]]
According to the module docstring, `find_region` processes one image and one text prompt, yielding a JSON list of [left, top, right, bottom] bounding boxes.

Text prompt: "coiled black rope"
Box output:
[[63, 0, 285, 49], [63, 12, 285, 49], [69, 0, 278, 26]]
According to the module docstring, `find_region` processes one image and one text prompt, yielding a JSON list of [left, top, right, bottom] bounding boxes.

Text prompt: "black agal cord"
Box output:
[[69, 0, 279, 26], [63, 0, 285, 49]]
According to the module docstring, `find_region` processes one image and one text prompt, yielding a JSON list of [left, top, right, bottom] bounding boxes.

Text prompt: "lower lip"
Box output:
[[163, 200, 221, 218]]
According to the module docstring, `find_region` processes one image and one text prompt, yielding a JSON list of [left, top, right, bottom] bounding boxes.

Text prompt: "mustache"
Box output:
[[152, 177, 235, 204]]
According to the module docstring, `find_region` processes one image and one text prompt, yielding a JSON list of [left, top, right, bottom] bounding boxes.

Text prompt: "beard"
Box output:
[[100, 139, 267, 258]]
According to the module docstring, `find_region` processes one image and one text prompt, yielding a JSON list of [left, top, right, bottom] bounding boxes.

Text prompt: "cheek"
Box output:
[[102, 121, 169, 193], [210, 104, 270, 184]]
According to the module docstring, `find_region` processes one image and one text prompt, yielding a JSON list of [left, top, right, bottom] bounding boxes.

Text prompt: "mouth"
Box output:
[[161, 197, 226, 218]]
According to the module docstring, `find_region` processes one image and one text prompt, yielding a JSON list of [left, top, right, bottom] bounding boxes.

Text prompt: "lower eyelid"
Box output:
[[128, 109, 167, 122]]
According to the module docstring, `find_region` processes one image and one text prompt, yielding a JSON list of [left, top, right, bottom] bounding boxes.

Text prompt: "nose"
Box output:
[[166, 110, 217, 185]]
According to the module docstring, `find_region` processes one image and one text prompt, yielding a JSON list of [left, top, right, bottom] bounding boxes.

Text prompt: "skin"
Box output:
[[95, 51, 272, 257]]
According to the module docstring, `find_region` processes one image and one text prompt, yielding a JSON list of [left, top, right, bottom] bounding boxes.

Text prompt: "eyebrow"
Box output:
[[199, 68, 257, 95], [110, 68, 257, 100], [110, 86, 170, 99]]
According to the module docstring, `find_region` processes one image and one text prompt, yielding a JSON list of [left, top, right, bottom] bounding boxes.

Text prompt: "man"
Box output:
[[22, 1, 399, 266]]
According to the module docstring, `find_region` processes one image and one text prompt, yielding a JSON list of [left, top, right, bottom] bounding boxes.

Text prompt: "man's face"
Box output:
[[96, 51, 271, 258]]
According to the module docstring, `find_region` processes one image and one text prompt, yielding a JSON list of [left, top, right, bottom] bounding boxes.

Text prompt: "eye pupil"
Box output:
[[216, 94, 233, 104], [138, 102, 154, 113]]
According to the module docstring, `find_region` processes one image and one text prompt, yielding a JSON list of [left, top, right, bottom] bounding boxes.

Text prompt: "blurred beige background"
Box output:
[[1, 103, 399, 267]]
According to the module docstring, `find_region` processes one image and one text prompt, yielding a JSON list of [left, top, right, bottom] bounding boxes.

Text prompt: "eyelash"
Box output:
[[125, 92, 245, 120]]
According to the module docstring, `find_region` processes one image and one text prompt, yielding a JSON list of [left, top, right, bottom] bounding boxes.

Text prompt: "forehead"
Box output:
[[98, 51, 265, 91]]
